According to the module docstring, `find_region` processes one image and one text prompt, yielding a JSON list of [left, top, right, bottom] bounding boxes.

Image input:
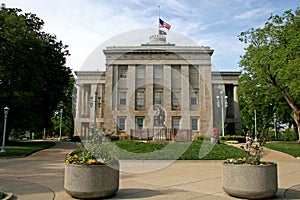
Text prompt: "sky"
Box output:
[[2, 0, 299, 72]]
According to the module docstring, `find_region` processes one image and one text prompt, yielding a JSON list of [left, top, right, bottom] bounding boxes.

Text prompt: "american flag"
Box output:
[[159, 18, 171, 30]]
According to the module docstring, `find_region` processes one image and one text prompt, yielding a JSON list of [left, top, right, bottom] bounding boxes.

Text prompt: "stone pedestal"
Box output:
[[153, 126, 167, 141]]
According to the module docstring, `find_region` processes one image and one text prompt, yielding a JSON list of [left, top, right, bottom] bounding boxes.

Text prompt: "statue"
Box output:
[[155, 105, 165, 126]]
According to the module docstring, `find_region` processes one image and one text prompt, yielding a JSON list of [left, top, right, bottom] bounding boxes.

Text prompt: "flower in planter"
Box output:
[[64, 127, 120, 199], [65, 127, 118, 166], [225, 143, 269, 165]]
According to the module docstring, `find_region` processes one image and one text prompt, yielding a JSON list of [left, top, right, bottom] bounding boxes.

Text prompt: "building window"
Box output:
[[119, 91, 126, 106], [172, 90, 181, 109], [191, 97, 198, 106], [154, 90, 163, 106], [136, 65, 145, 79], [136, 117, 144, 130], [190, 90, 198, 106], [118, 117, 126, 131], [189, 65, 198, 78], [154, 65, 163, 79], [172, 117, 181, 129], [119, 66, 127, 78], [191, 117, 199, 131], [135, 89, 145, 108]]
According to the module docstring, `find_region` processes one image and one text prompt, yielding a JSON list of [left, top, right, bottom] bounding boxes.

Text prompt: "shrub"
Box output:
[[220, 135, 246, 143], [108, 135, 120, 141], [224, 140, 239, 144], [193, 134, 210, 141], [71, 136, 81, 142], [277, 129, 298, 141], [0, 192, 7, 199]]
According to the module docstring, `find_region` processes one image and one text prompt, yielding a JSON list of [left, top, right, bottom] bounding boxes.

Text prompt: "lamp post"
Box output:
[[59, 108, 63, 140], [91, 91, 101, 137], [254, 110, 257, 142], [216, 91, 228, 137], [273, 113, 277, 140], [1, 107, 9, 153], [93, 92, 97, 135]]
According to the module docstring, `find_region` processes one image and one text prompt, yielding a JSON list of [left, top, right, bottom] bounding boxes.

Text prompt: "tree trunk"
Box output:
[[270, 79, 300, 142], [292, 111, 300, 142]]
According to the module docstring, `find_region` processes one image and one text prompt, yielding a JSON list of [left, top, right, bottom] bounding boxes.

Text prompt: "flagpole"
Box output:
[[158, 5, 160, 35]]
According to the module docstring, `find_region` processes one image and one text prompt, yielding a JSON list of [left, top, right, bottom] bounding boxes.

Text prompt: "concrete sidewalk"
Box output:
[[0, 141, 299, 200]]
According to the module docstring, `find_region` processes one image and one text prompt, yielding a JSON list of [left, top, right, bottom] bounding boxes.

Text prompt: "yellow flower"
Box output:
[[88, 159, 97, 165], [97, 158, 106, 164]]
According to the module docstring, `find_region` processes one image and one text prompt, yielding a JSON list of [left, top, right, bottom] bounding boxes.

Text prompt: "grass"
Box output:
[[265, 142, 300, 158], [0, 139, 249, 160], [0, 141, 55, 158], [114, 140, 248, 160]]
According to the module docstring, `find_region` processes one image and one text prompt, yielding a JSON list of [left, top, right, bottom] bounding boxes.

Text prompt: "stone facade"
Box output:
[[74, 40, 241, 139]]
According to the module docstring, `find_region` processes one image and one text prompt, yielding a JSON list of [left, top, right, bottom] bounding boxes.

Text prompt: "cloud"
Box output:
[[234, 8, 273, 20], [2, 0, 299, 72]]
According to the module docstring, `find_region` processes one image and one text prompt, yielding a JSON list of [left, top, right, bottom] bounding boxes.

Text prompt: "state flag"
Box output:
[[159, 29, 167, 35]]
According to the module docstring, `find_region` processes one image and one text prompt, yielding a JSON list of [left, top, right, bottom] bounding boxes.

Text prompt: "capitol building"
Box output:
[[74, 32, 241, 140]]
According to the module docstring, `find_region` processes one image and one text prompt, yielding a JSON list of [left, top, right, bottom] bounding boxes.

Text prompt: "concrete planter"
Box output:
[[64, 163, 119, 199], [222, 162, 278, 199]]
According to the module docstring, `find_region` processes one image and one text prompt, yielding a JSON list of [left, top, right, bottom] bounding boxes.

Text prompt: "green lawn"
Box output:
[[0, 141, 55, 157], [114, 140, 247, 160], [265, 142, 300, 157], [0, 140, 249, 160]]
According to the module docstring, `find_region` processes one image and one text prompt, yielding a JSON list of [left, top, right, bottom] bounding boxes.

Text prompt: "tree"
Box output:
[[0, 4, 72, 139], [51, 77, 76, 138], [238, 8, 300, 141], [239, 73, 293, 138]]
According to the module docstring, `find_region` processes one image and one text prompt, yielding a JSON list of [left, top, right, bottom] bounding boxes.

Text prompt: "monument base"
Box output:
[[153, 126, 167, 141]]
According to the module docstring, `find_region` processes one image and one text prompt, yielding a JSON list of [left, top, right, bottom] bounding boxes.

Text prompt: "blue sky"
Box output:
[[3, 0, 299, 71]]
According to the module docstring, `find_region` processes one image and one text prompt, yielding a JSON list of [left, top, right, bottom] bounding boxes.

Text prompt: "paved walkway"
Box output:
[[0, 141, 299, 200]]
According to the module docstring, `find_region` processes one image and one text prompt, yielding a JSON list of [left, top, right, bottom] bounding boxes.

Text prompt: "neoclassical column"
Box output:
[[199, 65, 213, 134], [163, 65, 172, 128], [145, 65, 154, 128], [103, 65, 115, 132], [127, 65, 136, 131], [181, 64, 190, 130], [74, 84, 81, 136], [90, 84, 98, 121]]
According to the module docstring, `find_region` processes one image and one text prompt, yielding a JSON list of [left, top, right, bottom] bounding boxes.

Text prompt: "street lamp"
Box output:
[[93, 92, 98, 135], [59, 108, 63, 140], [1, 107, 9, 153], [216, 91, 228, 137], [273, 113, 277, 140], [254, 110, 257, 142]]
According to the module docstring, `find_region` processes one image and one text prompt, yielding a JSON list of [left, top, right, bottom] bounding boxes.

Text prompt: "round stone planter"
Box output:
[[222, 162, 278, 199], [64, 163, 119, 199]]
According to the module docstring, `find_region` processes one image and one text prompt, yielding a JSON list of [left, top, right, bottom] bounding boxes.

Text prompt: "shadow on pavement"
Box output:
[[112, 188, 161, 199], [284, 184, 300, 199]]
